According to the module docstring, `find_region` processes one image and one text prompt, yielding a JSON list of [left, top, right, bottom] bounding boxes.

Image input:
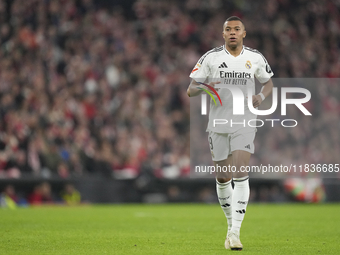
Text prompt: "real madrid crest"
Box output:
[[245, 60, 252, 69]]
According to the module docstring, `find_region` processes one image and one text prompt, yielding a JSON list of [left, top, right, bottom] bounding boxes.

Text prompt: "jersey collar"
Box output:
[[223, 45, 244, 56]]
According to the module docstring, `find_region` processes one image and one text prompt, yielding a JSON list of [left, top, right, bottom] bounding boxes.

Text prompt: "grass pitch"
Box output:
[[0, 204, 339, 254]]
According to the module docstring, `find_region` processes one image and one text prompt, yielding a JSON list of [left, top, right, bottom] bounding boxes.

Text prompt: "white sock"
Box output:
[[216, 179, 233, 232], [231, 176, 250, 235]]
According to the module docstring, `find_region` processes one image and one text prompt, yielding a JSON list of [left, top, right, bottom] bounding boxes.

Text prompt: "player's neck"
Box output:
[[225, 44, 243, 57]]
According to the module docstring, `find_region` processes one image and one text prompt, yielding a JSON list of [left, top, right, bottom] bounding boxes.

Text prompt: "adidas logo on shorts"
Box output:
[[245, 144, 251, 149]]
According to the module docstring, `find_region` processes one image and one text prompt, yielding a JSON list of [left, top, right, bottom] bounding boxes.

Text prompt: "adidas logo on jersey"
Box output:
[[218, 62, 228, 68], [245, 144, 251, 149]]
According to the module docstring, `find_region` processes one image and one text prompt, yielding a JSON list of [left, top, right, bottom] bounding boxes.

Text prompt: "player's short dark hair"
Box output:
[[223, 16, 245, 29]]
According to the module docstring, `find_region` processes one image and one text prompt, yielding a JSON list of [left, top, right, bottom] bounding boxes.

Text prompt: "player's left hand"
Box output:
[[252, 95, 263, 108]]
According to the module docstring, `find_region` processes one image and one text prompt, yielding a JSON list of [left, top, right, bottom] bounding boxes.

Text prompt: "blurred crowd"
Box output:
[[0, 183, 81, 208], [0, 0, 339, 180]]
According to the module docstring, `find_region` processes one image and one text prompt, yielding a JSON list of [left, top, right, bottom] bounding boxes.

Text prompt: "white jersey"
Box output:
[[190, 45, 274, 133]]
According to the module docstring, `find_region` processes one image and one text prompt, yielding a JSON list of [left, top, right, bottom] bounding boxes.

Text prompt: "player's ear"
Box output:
[[243, 30, 246, 38]]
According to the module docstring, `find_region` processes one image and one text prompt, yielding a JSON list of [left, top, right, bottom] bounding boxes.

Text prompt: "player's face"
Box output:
[[222, 21, 246, 48]]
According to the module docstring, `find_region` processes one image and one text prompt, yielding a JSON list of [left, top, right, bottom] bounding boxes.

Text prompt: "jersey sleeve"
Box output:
[[189, 52, 211, 83], [255, 54, 274, 84]]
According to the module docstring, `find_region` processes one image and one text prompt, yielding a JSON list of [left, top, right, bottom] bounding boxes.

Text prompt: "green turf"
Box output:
[[0, 204, 339, 254]]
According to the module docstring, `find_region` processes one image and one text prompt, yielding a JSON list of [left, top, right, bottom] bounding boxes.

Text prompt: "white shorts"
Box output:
[[208, 128, 256, 161]]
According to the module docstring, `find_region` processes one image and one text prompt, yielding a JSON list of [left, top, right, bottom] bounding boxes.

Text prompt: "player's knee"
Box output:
[[216, 177, 232, 183]]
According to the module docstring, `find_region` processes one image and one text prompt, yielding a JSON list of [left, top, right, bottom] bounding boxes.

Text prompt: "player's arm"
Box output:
[[252, 78, 273, 107], [187, 79, 203, 97], [188, 50, 216, 97], [187, 79, 221, 97]]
